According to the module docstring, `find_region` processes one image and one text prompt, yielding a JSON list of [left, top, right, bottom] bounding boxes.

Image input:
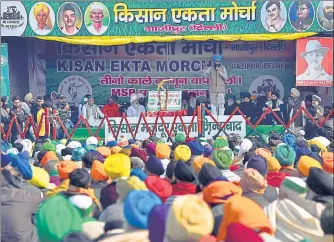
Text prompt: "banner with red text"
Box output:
[[42, 40, 296, 106]]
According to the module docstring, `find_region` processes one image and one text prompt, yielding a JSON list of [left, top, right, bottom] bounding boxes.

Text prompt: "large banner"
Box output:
[[41, 40, 296, 106], [296, 37, 333, 87], [104, 115, 246, 141], [1, 1, 332, 37], [1, 43, 10, 97]]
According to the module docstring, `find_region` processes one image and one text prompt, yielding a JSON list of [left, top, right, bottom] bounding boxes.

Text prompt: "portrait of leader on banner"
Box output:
[[296, 38, 333, 87]]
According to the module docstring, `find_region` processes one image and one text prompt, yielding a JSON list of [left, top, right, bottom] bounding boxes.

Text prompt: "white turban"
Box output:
[[91, 3, 104, 12], [322, 1, 333, 9], [290, 88, 300, 98]]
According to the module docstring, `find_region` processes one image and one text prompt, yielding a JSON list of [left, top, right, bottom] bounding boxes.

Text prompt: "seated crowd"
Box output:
[[1, 131, 333, 242]]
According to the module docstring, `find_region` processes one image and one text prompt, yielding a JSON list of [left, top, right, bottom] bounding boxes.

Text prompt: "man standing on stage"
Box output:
[[204, 55, 228, 116]]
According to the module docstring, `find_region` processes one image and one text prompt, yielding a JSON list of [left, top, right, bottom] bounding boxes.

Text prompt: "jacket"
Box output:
[[205, 66, 228, 93], [1, 169, 43, 242]]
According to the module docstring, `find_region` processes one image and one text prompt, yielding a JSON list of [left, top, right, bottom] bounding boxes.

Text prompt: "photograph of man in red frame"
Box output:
[[296, 37, 333, 87]]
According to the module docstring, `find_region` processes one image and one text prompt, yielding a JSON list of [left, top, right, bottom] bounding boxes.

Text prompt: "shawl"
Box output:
[[67, 185, 102, 212], [264, 199, 324, 242]]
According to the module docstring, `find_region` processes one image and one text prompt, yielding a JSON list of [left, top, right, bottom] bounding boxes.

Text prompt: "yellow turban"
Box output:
[[308, 139, 327, 153], [104, 154, 131, 180], [174, 145, 191, 162], [116, 176, 147, 202], [297, 156, 323, 177], [28, 166, 51, 189], [192, 156, 216, 174], [166, 195, 214, 241], [34, 3, 52, 29]]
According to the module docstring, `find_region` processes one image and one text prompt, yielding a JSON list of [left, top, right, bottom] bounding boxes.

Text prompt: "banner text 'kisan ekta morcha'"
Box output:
[[1, 1, 331, 37], [30, 40, 296, 106]]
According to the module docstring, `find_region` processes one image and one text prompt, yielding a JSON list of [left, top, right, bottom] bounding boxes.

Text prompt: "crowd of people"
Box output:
[[1, 86, 333, 145], [1, 130, 333, 242]]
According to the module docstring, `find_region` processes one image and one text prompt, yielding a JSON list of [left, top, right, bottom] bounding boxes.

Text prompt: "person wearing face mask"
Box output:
[[224, 94, 237, 115], [82, 97, 104, 127], [238, 92, 256, 122], [288, 88, 306, 130], [102, 96, 121, 117], [137, 93, 147, 110], [305, 95, 324, 139], [204, 55, 228, 116], [264, 91, 284, 125], [126, 94, 146, 117]]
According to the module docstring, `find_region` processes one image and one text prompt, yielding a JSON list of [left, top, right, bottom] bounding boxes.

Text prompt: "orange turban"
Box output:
[[96, 146, 111, 158], [217, 196, 274, 241], [110, 146, 122, 154], [322, 152, 334, 174], [256, 148, 281, 172], [192, 156, 216, 174], [41, 151, 59, 167], [57, 160, 78, 180], [203, 181, 242, 205], [156, 143, 171, 159], [91, 160, 108, 181]]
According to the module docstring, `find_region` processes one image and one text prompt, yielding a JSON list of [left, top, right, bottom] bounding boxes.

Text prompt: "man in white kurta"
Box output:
[[82, 97, 104, 127]]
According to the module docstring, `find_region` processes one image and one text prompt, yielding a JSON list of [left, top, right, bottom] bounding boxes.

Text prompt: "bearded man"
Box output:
[[82, 97, 104, 127], [319, 1, 333, 31], [127, 94, 146, 117]]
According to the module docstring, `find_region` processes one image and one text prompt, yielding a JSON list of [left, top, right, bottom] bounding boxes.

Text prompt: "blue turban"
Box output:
[[11, 151, 32, 180], [1, 153, 13, 168], [130, 168, 148, 181], [72, 147, 86, 162], [212, 55, 223, 63], [282, 133, 296, 146], [188, 140, 204, 156], [106, 141, 118, 148], [124, 190, 162, 229]]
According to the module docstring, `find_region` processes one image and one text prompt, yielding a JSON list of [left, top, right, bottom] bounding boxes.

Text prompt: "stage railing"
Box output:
[[1, 105, 333, 142]]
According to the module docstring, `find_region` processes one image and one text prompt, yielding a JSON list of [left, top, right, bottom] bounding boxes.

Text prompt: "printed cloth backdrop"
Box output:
[[28, 40, 296, 106]]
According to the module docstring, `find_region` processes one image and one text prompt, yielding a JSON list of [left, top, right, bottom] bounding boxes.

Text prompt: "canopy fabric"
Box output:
[[36, 33, 316, 46]]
